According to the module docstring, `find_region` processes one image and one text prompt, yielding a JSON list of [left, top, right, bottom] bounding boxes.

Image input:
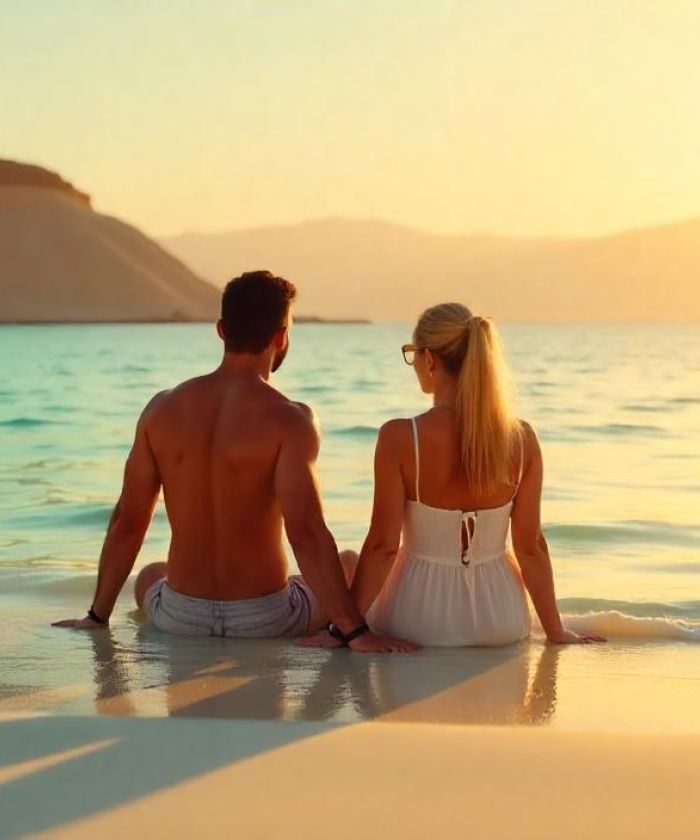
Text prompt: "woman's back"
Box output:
[[398, 408, 521, 511], [366, 410, 531, 647]]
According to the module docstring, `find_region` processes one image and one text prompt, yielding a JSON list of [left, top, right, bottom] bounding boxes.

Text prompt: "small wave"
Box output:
[[332, 425, 379, 438], [545, 520, 700, 548], [571, 422, 666, 437], [43, 404, 79, 414], [6, 503, 113, 529], [558, 597, 700, 619], [296, 385, 331, 394], [559, 610, 700, 642], [669, 397, 700, 405], [0, 417, 59, 428], [620, 403, 667, 413]]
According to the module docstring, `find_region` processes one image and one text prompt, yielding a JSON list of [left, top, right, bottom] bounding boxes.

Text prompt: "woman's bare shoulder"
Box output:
[[517, 419, 542, 461], [377, 418, 414, 452]]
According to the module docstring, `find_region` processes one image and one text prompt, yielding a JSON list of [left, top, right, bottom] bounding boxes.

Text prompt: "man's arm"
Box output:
[[274, 403, 363, 633], [275, 404, 416, 652], [53, 395, 164, 629]]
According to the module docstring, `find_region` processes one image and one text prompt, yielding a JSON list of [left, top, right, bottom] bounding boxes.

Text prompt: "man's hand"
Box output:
[[52, 615, 107, 631]]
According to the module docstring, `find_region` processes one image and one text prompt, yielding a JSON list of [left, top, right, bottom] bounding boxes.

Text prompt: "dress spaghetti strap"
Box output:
[[411, 417, 421, 502], [517, 433, 524, 486]]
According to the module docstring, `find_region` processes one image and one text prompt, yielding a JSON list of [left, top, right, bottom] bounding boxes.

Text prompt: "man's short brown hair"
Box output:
[[221, 270, 296, 354]]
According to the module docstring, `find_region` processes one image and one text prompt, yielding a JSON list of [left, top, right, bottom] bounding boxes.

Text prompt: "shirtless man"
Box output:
[[53, 270, 414, 653]]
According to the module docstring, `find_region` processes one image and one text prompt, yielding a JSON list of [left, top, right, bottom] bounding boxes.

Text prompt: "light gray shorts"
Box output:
[[143, 578, 320, 638]]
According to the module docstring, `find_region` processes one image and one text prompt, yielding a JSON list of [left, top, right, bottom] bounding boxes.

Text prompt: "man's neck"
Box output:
[[217, 352, 272, 381]]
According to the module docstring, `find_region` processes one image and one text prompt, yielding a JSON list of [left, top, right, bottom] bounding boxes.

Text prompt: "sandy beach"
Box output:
[[3, 658, 700, 839], [2, 612, 700, 839]]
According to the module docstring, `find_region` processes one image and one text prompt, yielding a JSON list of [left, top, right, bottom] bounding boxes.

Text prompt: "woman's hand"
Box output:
[[52, 615, 107, 630], [547, 628, 606, 644], [298, 628, 346, 649], [299, 628, 419, 653], [347, 630, 419, 654]]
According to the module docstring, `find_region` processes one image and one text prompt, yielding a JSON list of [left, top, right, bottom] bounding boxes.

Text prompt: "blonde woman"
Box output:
[[312, 303, 606, 648]]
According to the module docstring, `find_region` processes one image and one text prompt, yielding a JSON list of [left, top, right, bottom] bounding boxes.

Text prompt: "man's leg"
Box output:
[[135, 562, 167, 611]]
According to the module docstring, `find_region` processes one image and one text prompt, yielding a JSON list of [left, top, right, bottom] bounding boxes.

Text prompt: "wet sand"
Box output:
[[2, 617, 700, 838]]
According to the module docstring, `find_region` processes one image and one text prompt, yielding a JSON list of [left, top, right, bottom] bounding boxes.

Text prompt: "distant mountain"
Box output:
[[161, 216, 700, 322], [0, 161, 219, 323]]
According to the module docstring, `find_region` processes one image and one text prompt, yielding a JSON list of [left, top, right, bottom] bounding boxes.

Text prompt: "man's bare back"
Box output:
[[149, 370, 312, 600]]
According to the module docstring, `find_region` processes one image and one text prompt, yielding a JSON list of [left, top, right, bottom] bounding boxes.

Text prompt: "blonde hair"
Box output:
[[414, 302, 522, 495]]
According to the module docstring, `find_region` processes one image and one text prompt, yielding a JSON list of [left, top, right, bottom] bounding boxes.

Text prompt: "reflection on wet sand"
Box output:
[[86, 617, 559, 725]]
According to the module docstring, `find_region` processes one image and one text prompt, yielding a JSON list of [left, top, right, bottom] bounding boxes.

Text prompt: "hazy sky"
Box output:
[[2, 1, 699, 238]]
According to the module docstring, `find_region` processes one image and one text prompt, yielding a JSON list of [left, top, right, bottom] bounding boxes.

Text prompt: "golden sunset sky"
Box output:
[[1, 1, 699, 239]]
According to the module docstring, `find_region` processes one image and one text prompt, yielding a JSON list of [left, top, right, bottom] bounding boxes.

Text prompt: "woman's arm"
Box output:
[[351, 420, 407, 616], [511, 423, 605, 645]]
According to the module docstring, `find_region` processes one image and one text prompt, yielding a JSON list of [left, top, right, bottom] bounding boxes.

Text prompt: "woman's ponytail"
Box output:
[[414, 304, 521, 495]]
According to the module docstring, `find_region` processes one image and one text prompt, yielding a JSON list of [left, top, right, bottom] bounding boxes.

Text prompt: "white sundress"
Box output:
[[367, 418, 531, 646]]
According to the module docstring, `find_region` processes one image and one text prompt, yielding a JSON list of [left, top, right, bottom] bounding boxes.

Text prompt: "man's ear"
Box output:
[[216, 319, 225, 341], [273, 325, 288, 348]]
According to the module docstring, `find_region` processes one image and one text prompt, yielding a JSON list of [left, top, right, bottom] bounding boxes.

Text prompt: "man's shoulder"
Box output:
[[274, 398, 318, 435], [140, 389, 173, 422], [147, 374, 214, 412]]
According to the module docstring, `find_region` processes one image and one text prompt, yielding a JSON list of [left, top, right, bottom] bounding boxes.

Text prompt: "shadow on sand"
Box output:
[[1, 617, 560, 836]]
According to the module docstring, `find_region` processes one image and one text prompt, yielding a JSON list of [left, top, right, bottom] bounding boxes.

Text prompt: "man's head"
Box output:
[[218, 270, 297, 372]]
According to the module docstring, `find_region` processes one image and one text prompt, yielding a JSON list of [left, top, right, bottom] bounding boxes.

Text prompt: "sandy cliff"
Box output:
[[0, 161, 219, 323]]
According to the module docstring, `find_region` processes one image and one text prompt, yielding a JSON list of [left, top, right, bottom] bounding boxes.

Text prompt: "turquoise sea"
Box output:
[[1, 323, 699, 717]]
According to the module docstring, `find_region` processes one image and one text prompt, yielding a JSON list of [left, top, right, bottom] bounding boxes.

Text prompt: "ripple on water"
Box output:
[[572, 422, 667, 437], [620, 403, 668, 413], [0, 417, 61, 428], [331, 425, 379, 439], [545, 520, 700, 549], [668, 397, 700, 405]]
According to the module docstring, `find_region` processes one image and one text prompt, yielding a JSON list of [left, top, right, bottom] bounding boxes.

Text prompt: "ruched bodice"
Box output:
[[403, 499, 513, 567], [367, 417, 531, 647]]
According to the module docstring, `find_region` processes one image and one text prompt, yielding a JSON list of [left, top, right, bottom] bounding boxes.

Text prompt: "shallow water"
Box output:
[[1, 323, 699, 712]]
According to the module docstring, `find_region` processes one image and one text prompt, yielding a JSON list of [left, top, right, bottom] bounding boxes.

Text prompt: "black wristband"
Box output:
[[326, 623, 347, 644], [343, 622, 370, 644], [88, 607, 107, 625], [326, 621, 370, 645]]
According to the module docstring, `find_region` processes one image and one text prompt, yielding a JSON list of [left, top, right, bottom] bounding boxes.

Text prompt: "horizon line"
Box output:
[[154, 211, 700, 247]]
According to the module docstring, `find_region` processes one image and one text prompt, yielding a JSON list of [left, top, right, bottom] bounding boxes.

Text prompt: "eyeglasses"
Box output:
[[401, 344, 424, 365]]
